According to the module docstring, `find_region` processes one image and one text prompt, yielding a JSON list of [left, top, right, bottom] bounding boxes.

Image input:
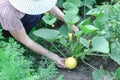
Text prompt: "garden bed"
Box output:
[[55, 57, 119, 80]]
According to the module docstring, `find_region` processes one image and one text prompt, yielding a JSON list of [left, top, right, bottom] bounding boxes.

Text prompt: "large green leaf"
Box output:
[[33, 29, 60, 42], [92, 69, 112, 80], [110, 41, 120, 65], [79, 25, 98, 34], [91, 36, 109, 53]]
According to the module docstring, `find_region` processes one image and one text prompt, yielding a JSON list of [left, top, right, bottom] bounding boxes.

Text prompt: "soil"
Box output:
[[54, 56, 119, 80]]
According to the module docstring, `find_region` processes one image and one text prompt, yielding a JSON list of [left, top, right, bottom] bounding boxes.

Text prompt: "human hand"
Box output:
[[68, 25, 79, 33], [71, 25, 79, 33], [52, 54, 66, 68]]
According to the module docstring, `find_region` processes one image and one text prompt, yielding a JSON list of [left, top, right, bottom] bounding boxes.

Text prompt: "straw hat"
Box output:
[[8, 0, 57, 15]]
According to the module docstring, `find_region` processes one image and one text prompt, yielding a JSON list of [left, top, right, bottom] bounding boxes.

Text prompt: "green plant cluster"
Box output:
[[0, 38, 58, 80]]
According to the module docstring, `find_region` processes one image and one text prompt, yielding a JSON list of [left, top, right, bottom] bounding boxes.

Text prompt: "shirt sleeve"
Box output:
[[0, 5, 24, 31]]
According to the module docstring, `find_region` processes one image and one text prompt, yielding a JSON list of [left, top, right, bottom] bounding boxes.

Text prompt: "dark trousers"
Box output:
[[2, 14, 43, 37]]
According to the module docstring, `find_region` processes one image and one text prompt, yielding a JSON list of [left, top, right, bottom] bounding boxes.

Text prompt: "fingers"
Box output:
[[54, 56, 66, 68], [57, 63, 65, 69], [56, 59, 66, 69]]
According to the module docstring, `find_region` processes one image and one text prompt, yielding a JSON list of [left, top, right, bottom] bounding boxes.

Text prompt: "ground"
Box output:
[[54, 56, 119, 80]]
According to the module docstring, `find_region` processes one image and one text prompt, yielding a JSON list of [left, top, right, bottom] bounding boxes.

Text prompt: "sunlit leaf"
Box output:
[[33, 29, 60, 42], [92, 69, 112, 80], [91, 36, 109, 53], [110, 41, 120, 65]]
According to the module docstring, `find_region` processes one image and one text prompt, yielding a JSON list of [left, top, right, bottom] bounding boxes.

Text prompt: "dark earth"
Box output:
[[54, 56, 119, 80]]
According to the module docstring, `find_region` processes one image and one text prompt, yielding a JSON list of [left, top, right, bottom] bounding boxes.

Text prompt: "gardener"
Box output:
[[0, 0, 79, 68]]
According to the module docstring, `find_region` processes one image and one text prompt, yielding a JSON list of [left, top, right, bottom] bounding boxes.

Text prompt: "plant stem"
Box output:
[[83, 0, 86, 19], [50, 42, 66, 58], [82, 60, 97, 70], [65, 48, 71, 55], [86, 53, 109, 57]]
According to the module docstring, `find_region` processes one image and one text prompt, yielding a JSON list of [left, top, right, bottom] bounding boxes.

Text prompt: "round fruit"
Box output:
[[65, 57, 77, 69]]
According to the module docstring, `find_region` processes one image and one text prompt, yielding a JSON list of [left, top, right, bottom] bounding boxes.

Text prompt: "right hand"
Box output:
[[52, 54, 66, 68]]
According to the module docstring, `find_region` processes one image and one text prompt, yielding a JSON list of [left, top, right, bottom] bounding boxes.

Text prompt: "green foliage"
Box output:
[[63, 13, 80, 25], [91, 36, 109, 53], [36, 57, 57, 80], [42, 13, 57, 25], [80, 37, 89, 48], [79, 25, 98, 34], [63, 2, 79, 14], [92, 69, 112, 80], [110, 41, 120, 65], [0, 38, 34, 80], [56, 75, 64, 80], [32, 0, 120, 80], [92, 67, 120, 80], [115, 67, 120, 79], [81, 0, 96, 9], [63, 2, 80, 25], [33, 28, 60, 42], [0, 38, 58, 80], [66, 0, 82, 7]]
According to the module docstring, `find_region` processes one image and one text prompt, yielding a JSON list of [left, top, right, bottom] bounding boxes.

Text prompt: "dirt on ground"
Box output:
[[54, 57, 119, 80]]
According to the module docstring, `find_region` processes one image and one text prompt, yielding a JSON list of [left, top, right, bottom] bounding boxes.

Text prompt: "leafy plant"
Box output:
[[0, 38, 58, 80]]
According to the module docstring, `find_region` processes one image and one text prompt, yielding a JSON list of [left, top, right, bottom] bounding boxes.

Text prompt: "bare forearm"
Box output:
[[24, 39, 56, 60], [49, 6, 64, 22], [49, 6, 79, 32], [9, 29, 56, 61]]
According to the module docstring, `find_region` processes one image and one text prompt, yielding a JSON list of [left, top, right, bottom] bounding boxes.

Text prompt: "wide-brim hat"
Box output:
[[8, 0, 57, 15]]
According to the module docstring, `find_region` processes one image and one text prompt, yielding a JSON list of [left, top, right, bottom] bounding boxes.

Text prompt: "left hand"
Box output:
[[71, 25, 79, 33]]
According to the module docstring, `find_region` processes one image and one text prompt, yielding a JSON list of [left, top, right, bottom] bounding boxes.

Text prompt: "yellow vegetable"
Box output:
[[65, 57, 77, 69]]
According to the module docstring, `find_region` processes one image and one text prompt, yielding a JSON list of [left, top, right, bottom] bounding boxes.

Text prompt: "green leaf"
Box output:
[[74, 31, 83, 38], [59, 24, 69, 35], [57, 75, 64, 80], [66, 0, 82, 7], [63, 2, 79, 14], [63, 13, 80, 25], [84, 4, 93, 9], [79, 25, 98, 34], [92, 69, 112, 80], [33, 29, 60, 42], [80, 37, 89, 48], [115, 67, 120, 79], [93, 17, 105, 31], [86, 8, 101, 16], [110, 41, 120, 65], [78, 17, 91, 26], [56, 0, 64, 8], [91, 36, 109, 53], [42, 14, 57, 25], [59, 38, 68, 47]]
